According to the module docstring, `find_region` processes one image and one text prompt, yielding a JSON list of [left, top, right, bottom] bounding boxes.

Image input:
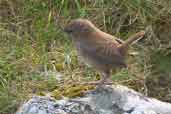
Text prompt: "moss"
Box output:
[[51, 84, 95, 99], [51, 89, 62, 99]]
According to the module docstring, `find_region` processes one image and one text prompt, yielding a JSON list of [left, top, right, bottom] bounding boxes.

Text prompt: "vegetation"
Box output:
[[0, 0, 171, 114]]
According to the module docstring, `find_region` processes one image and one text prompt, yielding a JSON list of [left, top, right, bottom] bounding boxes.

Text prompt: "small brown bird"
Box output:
[[64, 19, 145, 85]]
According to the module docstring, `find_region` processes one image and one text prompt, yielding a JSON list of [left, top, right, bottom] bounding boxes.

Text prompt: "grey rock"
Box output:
[[16, 85, 171, 114]]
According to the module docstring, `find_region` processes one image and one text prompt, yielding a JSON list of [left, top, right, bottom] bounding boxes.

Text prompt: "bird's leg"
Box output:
[[97, 71, 112, 86]]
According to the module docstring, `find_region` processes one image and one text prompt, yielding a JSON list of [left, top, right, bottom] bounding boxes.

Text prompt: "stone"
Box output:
[[16, 85, 171, 114]]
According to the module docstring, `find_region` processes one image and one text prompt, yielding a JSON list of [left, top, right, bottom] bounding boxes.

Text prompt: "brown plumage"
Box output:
[[64, 19, 145, 85]]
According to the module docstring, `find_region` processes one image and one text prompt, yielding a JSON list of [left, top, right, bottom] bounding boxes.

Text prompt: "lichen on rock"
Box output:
[[16, 85, 171, 114]]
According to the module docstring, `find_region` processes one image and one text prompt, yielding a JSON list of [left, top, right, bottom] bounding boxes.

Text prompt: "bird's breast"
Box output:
[[74, 41, 93, 66], [73, 40, 110, 71]]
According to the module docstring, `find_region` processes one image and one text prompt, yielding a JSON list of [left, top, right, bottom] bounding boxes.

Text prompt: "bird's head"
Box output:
[[64, 19, 96, 39]]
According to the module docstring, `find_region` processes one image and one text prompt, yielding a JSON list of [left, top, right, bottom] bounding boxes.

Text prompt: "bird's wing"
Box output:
[[115, 38, 124, 44], [86, 41, 127, 68]]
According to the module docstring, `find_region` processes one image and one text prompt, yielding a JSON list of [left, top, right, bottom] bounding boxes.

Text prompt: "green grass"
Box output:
[[0, 0, 171, 114]]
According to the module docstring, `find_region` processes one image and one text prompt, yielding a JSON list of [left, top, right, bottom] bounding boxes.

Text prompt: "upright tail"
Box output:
[[120, 31, 145, 48], [118, 31, 145, 55]]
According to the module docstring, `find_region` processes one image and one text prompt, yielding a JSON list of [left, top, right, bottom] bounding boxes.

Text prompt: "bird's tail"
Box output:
[[118, 31, 145, 55], [120, 31, 145, 48]]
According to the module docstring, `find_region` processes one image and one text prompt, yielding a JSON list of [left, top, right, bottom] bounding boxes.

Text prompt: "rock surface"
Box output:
[[16, 85, 171, 114]]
